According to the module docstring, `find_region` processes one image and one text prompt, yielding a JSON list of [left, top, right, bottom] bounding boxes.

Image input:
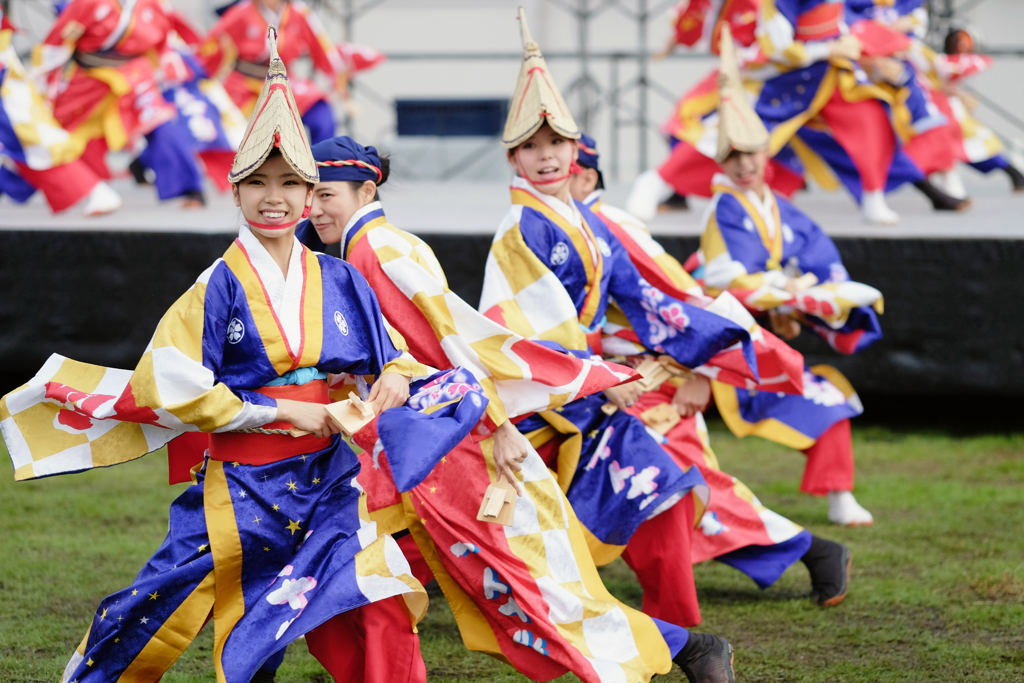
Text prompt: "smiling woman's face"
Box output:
[[232, 154, 312, 239], [508, 125, 578, 200], [308, 179, 377, 245], [719, 150, 768, 194]]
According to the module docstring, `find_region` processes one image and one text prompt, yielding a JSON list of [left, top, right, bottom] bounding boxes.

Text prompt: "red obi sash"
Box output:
[[795, 3, 844, 42], [208, 380, 332, 465]]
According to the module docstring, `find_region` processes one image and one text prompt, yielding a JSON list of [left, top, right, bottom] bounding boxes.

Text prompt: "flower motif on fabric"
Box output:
[[227, 318, 245, 344], [608, 461, 635, 494], [499, 596, 531, 623], [513, 630, 549, 656], [802, 372, 847, 407], [266, 574, 318, 610], [585, 426, 614, 470], [334, 310, 349, 336], [626, 466, 660, 501], [638, 278, 689, 348], [407, 368, 483, 411], [451, 542, 480, 558], [550, 242, 570, 266], [700, 511, 729, 536], [483, 567, 511, 600]]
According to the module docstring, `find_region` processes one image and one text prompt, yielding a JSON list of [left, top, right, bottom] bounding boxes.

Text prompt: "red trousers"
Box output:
[[15, 159, 100, 213], [305, 597, 426, 683], [799, 418, 855, 496], [819, 89, 897, 192], [621, 492, 702, 627], [902, 125, 959, 176]]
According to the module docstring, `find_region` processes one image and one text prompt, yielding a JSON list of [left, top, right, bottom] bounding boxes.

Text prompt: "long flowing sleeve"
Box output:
[[0, 262, 275, 481], [603, 233, 755, 373]]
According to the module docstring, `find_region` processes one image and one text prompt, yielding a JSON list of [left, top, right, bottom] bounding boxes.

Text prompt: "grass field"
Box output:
[[1, 423, 1022, 682]]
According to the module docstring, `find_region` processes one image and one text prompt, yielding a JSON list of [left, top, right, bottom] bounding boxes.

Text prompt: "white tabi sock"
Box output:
[[828, 490, 874, 526]]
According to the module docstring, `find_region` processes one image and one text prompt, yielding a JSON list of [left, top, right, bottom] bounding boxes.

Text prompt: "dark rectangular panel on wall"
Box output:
[[3, 230, 1024, 399]]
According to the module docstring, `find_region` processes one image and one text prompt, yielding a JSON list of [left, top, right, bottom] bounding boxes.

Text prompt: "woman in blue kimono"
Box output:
[[476, 11, 744, 682], [685, 37, 882, 527], [0, 30, 487, 683]]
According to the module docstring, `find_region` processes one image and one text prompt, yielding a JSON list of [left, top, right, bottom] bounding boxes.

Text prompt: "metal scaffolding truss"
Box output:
[[4, 0, 1023, 178], [309, 0, 1024, 179]]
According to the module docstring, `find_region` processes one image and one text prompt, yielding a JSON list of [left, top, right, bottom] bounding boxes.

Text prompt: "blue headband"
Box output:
[[311, 136, 383, 184], [577, 133, 599, 171]]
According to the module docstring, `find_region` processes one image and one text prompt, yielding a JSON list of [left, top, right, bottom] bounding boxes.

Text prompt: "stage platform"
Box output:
[[3, 172, 1024, 399]]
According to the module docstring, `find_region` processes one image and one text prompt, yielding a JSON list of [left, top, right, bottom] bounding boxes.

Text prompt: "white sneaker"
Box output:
[[861, 189, 899, 225], [930, 170, 968, 200], [626, 169, 675, 222], [827, 491, 874, 527], [83, 181, 123, 217]]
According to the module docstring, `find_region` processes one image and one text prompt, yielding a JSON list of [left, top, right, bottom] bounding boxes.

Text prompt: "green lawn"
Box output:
[[1, 424, 1022, 682]]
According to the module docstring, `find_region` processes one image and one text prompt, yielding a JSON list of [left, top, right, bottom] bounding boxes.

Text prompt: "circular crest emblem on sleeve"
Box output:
[[227, 318, 245, 344], [550, 242, 570, 266], [334, 311, 349, 336], [597, 237, 612, 257]]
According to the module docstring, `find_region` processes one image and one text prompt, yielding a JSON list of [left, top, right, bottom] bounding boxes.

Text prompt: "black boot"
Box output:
[[660, 192, 690, 211], [128, 157, 151, 185], [801, 535, 852, 607], [913, 179, 971, 211], [182, 190, 207, 208], [1004, 164, 1024, 193], [250, 669, 276, 683], [673, 632, 735, 683]]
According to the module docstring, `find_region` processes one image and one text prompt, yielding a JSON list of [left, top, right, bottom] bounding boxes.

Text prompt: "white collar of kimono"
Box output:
[[340, 200, 384, 250], [583, 189, 602, 207], [512, 176, 582, 228], [238, 223, 305, 356], [712, 172, 777, 239]]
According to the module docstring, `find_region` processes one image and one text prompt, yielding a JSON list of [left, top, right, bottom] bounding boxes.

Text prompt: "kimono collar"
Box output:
[[341, 201, 387, 259], [712, 172, 784, 270], [511, 176, 582, 228], [228, 224, 324, 375], [582, 189, 603, 211]]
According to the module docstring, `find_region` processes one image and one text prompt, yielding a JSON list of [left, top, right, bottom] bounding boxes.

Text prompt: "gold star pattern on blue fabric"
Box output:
[[312, 477, 321, 484], [148, 591, 160, 601], [131, 589, 138, 596], [100, 608, 107, 620], [232, 461, 240, 467], [253, 515, 262, 525], [118, 615, 123, 622], [86, 658, 94, 667], [272, 504, 280, 511], [198, 544, 208, 552], [264, 546, 270, 552], [286, 519, 302, 535], [588, 429, 599, 439], [286, 479, 298, 491]]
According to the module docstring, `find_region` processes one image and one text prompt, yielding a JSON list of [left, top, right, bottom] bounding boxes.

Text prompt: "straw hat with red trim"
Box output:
[[229, 26, 319, 184], [715, 24, 770, 163], [501, 6, 581, 149]]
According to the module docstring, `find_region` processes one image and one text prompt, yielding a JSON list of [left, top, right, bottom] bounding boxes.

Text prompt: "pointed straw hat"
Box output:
[[229, 26, 319, 184], [502, 6, 581, 149], [715, 24, 770, 163]]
